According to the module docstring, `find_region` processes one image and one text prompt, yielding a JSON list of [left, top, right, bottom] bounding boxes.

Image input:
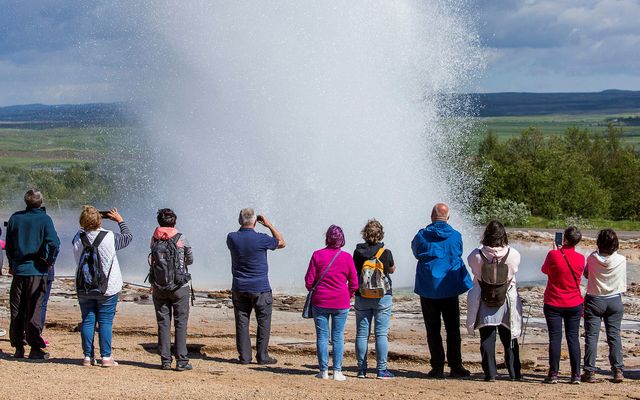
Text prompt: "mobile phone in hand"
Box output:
[[99, 211, 111, 219], [257, 215, 264, 223], [555, 232, 563, 247]]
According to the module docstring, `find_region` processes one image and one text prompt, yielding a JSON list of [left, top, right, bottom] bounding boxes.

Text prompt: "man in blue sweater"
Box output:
[[5, 189, 60, 359], [412, 203, 472, 379]]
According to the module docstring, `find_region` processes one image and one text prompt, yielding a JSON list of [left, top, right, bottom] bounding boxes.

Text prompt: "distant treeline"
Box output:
[[0, 164, 113, 210], [471, 124, 640, 224]]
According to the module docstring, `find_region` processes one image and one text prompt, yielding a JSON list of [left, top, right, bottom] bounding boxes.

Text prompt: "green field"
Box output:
[[477, 112, 640, 145]]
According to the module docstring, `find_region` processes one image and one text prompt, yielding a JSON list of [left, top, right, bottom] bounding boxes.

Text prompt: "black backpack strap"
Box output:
[[171, 233, 182, 244], [80, 232, 92, 248], [92, 231, 108, 248], [498, 248, 511, 267]]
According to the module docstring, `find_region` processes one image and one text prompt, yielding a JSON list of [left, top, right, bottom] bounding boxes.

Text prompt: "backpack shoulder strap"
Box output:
[[498, 248, 511, 266], [171, 233, 182, 244], [479, 249, 490, 263], [80, 232, 92, 248], [92, 231, 108, 248], [374, 247, 385, 259]]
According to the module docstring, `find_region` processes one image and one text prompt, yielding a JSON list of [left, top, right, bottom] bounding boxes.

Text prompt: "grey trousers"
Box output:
[[153, 285, 190, 364], [583, 294, 624, 372], [232, 291, 273, 363]]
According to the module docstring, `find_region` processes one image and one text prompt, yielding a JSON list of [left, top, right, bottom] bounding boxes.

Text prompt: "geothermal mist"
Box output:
[[111, 1, 483, 291]]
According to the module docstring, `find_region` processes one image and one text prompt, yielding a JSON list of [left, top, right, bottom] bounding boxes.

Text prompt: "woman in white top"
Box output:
[[582, 229, 626, 383], [72, 206, 133, 367], [467, 220, 522, 382]]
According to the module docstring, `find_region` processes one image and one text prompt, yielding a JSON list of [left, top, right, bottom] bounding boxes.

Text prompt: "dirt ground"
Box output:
[[1, 277, 640, 400]]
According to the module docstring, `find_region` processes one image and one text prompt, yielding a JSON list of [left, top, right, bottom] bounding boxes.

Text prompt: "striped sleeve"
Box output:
[[114, 221, 133, 250]]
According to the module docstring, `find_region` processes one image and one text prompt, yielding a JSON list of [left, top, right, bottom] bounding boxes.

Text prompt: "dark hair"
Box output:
[[564, 226, 582, 247], [597, 229, 619, 255], [24, 189, 43, 208], [157, 208, 177, 227], [481, 219, 508, 247], [325, 224, 345, 249]]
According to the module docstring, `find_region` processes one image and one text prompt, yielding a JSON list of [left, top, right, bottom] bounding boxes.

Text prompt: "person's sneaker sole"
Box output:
[[176, 364, 193, 371]]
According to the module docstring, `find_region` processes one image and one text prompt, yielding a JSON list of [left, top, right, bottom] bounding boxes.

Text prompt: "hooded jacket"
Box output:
[[585, 251, 626, 297], [150, 227, 194, 271], [353, 242, 394, 296], [466, 245, 523, 339], [411, 221, 472, 299]]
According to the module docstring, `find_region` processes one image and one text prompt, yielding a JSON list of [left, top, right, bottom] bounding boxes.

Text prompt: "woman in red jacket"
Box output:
[[541, 226, 585, 384]]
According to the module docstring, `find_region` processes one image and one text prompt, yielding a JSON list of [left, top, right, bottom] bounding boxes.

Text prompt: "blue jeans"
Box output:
[[312, 306, 349, 371], [355, 294, 392, 371], [40, 279, 53, 330], [78, 294, 118, 358]]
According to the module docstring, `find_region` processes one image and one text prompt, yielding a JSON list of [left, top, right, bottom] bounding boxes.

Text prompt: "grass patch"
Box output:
[[514, 216, 640, 231]]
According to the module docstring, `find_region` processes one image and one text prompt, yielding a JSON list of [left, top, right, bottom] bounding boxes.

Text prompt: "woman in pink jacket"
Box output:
[[304, 225, 358, 381]]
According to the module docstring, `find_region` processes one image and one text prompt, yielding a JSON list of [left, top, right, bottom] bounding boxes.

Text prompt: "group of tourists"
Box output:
[[1, 189, 628, 385]]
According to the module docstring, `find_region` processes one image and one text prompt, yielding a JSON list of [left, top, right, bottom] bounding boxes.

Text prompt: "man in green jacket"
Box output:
[[6, 189, 60, 359]]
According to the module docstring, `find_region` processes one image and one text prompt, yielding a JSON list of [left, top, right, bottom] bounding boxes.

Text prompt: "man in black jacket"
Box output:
[[5, 189, 60, 359]]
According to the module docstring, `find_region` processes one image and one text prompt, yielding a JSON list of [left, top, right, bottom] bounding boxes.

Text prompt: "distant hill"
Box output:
[[1, 90, 639, 126], [0, 102, 133, 128], [474, 89, 640, 117]]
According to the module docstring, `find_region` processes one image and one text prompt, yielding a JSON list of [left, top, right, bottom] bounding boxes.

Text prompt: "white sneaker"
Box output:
[[316, 370, 329, 379], [333, 370, 347, 381]]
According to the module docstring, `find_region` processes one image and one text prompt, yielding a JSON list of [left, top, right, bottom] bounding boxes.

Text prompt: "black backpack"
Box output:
[[148, 233, 191, 291], [76, 231, 110, 296], [478, 248, 511, 307]]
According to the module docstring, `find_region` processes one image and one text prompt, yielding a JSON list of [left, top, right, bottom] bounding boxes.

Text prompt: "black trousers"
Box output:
[[420, 296, 463, 371], [9, 275, 47, 350], [544, 303, 583, 376], [153, 285, 190, 364], [479, 325, 521, 379], [232, 291, 273, 363]]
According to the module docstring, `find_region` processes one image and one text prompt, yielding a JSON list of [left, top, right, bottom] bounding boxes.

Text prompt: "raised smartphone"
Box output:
[[555, 232, 563, 247]]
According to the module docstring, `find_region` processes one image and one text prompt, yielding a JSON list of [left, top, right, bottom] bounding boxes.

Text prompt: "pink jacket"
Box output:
[[305, 247, 358, 309]]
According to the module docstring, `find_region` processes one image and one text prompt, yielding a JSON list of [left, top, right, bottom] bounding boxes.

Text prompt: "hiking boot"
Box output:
[[449, 367, 471, 378], [484, 375, 496, 382], [377, 370, 395, 380], [543, 373, 558, 384], [357, 369, 367, 379], [570, 374, 581, 385], [161, 362, 172, 370], [612, 368, 624, 383], [427, 369, 445, 379], [13, 347, 25, 358], [257, 356, 277, 365], [176, 363, 193, 372], [28, 349, 50, 360], [581, 371, 598, 383]]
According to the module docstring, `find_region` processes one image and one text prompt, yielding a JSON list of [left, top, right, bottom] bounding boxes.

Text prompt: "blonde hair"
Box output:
[[80, 205, 102, 231], [361, 219, 384, 244]]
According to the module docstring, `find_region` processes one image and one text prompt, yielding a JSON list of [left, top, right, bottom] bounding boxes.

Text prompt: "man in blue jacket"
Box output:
[[6, 189, 60, 359], [412, 203, 472, 379]]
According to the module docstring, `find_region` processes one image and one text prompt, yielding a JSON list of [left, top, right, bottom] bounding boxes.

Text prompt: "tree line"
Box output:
[[470, 124, 640, 225]]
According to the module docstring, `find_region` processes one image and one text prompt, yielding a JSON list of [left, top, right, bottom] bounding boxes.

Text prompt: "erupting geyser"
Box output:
[[108, 1, 483, 291]]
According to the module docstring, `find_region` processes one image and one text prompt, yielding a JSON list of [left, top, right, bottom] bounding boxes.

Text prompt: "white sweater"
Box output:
[[585, 251, 626, 297]]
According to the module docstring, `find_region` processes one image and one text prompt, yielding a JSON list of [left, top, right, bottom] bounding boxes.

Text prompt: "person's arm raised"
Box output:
[[257, 215, 285, 249]]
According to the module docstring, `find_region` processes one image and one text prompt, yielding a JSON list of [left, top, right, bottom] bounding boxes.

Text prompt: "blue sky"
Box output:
[[1, 0, 639, 106]]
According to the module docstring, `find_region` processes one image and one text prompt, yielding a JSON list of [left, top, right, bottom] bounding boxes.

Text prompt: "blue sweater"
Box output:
[[412, 221, 472, 299], [5, 207, 60, 276]]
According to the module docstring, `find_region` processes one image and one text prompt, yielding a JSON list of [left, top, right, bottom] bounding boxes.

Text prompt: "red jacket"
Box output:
[[542, 246, 585, 308]]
